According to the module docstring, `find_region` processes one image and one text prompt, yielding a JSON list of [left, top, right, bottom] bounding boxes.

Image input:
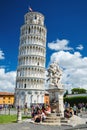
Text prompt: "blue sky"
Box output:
[[0, 0, 87, 92]]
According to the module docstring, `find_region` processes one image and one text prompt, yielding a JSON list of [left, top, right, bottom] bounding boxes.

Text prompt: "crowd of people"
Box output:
[[30, 102, 87, 123], [31, 104, 51, 123], [64, 102, 87, 118]]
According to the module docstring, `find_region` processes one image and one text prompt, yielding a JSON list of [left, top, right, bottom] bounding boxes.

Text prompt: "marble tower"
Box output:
[[15, 11, 47, 107]]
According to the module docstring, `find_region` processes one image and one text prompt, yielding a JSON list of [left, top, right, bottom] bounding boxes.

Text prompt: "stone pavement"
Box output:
[[0, 111, 87, 130], [0, 121, 87, 130]]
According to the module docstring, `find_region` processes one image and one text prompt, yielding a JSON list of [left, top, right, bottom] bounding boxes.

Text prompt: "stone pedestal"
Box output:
[[42, 113, 61, 125], [48, 87, 64, 117], [58, 89, 64, 117]]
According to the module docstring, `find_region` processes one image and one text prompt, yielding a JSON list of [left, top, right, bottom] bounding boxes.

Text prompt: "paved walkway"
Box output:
[[0, 122, 87, 130], [0, 111, 87, 130]]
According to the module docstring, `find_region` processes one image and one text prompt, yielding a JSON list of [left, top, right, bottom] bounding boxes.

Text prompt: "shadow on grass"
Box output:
[[22, 116, 31, 120], [12, 121, 17, 123]]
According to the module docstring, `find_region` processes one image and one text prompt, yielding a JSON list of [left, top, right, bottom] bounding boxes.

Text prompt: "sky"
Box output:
[[0, 0, 87, 93]]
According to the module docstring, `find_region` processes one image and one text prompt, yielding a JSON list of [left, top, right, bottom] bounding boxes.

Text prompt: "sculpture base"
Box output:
[[42, 113, 61, 125], [47, 86, 64, 117]]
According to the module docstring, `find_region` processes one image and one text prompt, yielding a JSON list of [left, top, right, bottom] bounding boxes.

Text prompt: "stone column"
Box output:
[[17, 106, 22, 123], [58, 90, 64, 117]]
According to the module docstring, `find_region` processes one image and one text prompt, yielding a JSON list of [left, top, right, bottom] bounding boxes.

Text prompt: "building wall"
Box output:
[[66, 93, 87, 97], [0, 92, 14, 105], [0, 92, 49, 107], [44, 94, 49, 104]]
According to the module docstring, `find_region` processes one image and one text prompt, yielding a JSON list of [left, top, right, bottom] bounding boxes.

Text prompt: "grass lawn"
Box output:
[[0, 115, 17, 124], [0, 114, 32, 124]]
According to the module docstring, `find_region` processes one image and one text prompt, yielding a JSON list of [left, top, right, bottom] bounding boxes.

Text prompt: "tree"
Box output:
[[71, 88, 86, 94], [64, 90, 69, 97]]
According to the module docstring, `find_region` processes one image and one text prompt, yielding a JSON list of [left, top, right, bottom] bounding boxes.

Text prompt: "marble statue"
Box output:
[[47, 62, 62, 88]]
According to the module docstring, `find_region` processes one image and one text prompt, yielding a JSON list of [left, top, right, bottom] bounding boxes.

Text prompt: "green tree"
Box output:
[[71, 88, 86, 94], [64, 96, 87, 106]]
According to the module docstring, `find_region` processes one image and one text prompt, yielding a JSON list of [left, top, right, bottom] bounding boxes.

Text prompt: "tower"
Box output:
[[15, 11, 47, 107]]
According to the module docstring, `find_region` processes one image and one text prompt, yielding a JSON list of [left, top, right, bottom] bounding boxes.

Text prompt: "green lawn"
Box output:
[[0, 115, 17, 124], [0, 114, 32, 124]]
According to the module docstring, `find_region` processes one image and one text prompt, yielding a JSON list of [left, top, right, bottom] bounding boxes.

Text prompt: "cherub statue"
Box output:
[[47, 62, 62, 87]]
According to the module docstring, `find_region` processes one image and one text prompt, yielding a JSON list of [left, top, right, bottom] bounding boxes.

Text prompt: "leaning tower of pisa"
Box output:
[[15, 11, 47, 107]]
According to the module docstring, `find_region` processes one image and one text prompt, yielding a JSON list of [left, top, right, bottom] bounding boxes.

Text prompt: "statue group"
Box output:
[[47, 62, 62, 88]]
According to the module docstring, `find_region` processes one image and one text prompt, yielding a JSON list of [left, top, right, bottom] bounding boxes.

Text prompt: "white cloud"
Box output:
[[76, 44, 84, 50], [0, 49, 5, 59], [0, 49, 16, 92], [48, 39, 73, 51], [47, 38, 87, 93], [49, 51, 87, 92], [0, 68, 16, 92]]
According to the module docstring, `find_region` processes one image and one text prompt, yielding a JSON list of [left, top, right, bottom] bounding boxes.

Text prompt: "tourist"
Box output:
[[85, 103, 87, 111], [24, 103, 28, 115], [31, 105, 39, 118], [64, 102, 68, 109], [33, 109, 42, 123], [78, 103, 82, 112], [82, 103, 85, 111], [64, 108, 70, 118], [44, 104, 51, 115], [64, 102, 70, 109], [73, 104, 77, 115], [64, 107, 73, 118], [41, 107, 47, 121], [41, 111, 47, 121], [69, 107, 74, 116]]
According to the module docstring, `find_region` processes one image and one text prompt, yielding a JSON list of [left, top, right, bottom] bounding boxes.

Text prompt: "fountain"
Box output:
[[47, 62, 64, 116], [43, 62, 65, 125]]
